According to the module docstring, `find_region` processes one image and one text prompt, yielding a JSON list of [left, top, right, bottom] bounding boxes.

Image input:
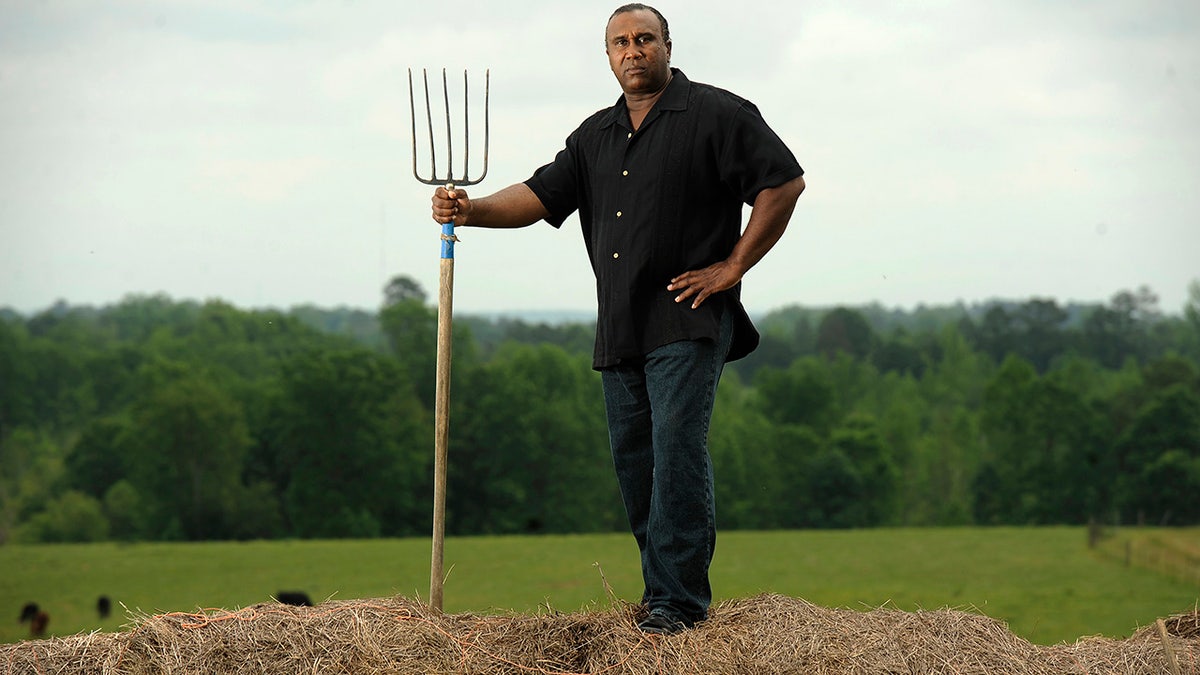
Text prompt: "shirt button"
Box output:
[[627, 132, 632, 139], [622, 170, 628, 176], [613, 252, 620, 259], [616, 211, 622, 217]]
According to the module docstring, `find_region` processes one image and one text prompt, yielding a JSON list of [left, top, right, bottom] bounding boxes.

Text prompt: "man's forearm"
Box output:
[[727, 175, 806, 276], [465, 183, 550, 229]]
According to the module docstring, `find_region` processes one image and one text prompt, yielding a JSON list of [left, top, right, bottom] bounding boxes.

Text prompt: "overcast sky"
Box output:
[[2, 0, 1197, 318]]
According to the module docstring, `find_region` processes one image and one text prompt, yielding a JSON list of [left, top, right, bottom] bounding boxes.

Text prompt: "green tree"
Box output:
[[1115, 384, 1200, 471], [730, 332, 798, 381], [969, 304, 1017, 364], [977, 356, 1106, 523], [815, 307, 875, 360], [66, 415, 132, 500], [120, 363, 257, 539], [1013, 298, 1068, 372], [710, 375, 789, 529], [1127, 450, 1200, 525], [25, 337, 95, 430], [0, 319, 36, 436], [872, 373, 935, 524], [755, 357, 837, 432], [1140, 354, 1199, 393], [916, 324, 990, 524], [1114, 382, 1200, 523], [449, 343, 618, 534], [975, 355, 1037, 523], [728, 311, 815, 381], [772, 424, 826, 528], [380, 296, 438, 407], [1181, 280, 1200, 360], [914, 407, 978, 525], [82, 345, 145, 416], [715, 406, 828, 531], [383, 274, 428, 306], [102, 479, 146, 541], [1081, 287, 1163, 368], [17, 490, 110, 543], [98, 294, 200, 342], [872, 327, 925, 376], [829, 414, 899, 525], [0, 427, 64, 544], [804, 447, 868, 528], [272, 348, 428, 538]]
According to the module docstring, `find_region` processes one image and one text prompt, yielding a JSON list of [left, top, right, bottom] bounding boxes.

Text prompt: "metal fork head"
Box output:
[[408, 68, 489, 188]]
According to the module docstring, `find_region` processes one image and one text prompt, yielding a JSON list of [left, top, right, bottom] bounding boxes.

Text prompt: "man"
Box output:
[[429, 3, 805, 634]]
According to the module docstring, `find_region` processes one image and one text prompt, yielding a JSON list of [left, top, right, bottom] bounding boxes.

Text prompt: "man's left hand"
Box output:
[[668, 262, 743, 309]]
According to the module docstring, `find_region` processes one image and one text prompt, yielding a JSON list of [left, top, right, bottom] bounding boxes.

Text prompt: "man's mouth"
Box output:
[[626, 66, 646, 76]]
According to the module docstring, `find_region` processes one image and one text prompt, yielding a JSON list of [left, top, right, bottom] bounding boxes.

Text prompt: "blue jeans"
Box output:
[[600, 311, 732, 626]]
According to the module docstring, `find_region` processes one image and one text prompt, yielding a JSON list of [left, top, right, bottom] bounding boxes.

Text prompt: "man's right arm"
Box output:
[[431, 183, 550, 229]]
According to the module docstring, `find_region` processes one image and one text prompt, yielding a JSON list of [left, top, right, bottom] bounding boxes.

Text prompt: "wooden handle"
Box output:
[[430, 255, 454, 612]]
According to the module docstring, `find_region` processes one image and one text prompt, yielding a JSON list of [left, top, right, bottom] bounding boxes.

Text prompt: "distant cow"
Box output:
[[18, 602, 39, 624], [276, 591, 313, 607], [29, 611, 49, 638], [97, 595, 112, 619]]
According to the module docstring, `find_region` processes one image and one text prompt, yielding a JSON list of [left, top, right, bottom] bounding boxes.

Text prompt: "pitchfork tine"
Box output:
[[424, 70, 437, 180], [442, 69, 452, 181], [462, 70, 469, 183], [478, 70, 490, 184]]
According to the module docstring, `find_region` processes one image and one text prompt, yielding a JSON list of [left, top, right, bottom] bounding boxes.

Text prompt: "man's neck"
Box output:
[[624, 71, 672, 130]]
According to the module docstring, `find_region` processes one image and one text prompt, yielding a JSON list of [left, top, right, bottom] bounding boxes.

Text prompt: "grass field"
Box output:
[[1, 527, 1196, 646]]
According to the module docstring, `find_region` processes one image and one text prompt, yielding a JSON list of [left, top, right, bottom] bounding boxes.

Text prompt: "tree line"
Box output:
[[1, 279, 1198, 543]]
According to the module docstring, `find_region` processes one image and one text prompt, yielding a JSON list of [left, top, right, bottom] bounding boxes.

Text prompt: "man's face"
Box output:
[[605, 9, 672, 96]]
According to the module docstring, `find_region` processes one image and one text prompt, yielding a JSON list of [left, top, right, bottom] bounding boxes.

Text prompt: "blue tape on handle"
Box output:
[[441, 222, 456, 259]]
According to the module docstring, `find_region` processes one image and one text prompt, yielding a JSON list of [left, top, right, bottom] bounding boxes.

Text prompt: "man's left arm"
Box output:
[[668, 175, 806, 309]]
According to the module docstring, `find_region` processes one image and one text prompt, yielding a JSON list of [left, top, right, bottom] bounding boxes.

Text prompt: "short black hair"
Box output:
[[608, 3, 671, 44]]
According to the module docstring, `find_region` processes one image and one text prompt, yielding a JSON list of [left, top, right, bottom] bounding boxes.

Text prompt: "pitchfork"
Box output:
[[408, 67, 489, 613]]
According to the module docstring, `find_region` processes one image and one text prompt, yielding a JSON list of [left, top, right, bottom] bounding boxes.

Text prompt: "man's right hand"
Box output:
[[431, 186, 471, 226], [427, 183, 549, 230]]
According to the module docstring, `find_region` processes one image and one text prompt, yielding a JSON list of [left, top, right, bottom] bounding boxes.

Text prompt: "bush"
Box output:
[[18, 490, 110, 542], [103, 479, 144, 541]]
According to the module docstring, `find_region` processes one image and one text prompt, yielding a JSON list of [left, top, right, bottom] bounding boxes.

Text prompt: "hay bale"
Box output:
[[1, 594, 1196, 674]]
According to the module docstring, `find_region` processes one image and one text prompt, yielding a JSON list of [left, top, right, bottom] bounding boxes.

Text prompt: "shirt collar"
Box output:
[[601, 67, 690, 130]]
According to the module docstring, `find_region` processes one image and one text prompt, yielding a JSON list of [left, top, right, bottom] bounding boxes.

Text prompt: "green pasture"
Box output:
[[1, 527, 1196, 646]]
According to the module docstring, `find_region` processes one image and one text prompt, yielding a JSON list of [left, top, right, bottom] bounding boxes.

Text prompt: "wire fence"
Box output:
[[1093, 526, 1200, 588]]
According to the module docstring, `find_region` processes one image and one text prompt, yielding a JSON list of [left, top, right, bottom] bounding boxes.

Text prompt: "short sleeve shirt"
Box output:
[[524, 69, 804, 370]]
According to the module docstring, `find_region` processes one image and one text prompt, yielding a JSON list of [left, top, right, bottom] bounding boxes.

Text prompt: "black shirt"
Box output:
[[525, 69, 804, 369]]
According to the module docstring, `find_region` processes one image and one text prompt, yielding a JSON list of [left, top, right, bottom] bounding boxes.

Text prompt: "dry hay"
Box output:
[[2, 594, 1197, 674]]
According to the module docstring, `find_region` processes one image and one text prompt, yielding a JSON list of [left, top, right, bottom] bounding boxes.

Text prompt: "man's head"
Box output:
[[605, 4, 672, 97], [609, 4, 670, 44]]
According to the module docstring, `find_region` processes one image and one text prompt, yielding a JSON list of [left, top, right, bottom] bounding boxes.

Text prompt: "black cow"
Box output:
[[97, 595, 112, 619], [18, 602, 38, 623], [19, 602, 50, 638], [275, 591, 313, 607]]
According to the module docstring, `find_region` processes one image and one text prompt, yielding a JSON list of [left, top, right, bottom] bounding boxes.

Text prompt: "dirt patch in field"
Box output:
[[2, 594, 1197, 674]]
